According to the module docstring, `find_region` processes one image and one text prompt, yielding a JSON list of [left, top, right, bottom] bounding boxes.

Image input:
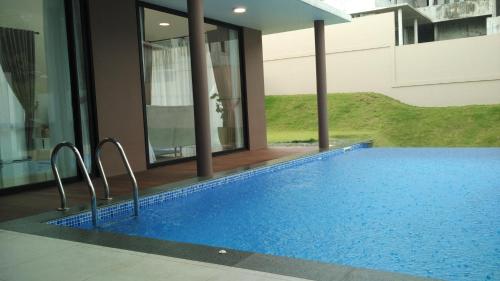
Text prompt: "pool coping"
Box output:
[[0, 141, 440, 281]]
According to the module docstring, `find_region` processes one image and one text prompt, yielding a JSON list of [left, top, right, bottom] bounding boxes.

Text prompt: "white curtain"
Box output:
[[0, 67, 29, 187], [0, 63, 27, 163], [0, 27, 30, 187], [208, 31, 244, 148], [149, 38, 222, 148], [150, 39, 192, 106]]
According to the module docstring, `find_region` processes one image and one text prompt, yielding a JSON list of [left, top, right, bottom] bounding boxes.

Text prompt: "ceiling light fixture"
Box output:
[[233, 7, 246, 14], [159, 22, 170, 26]]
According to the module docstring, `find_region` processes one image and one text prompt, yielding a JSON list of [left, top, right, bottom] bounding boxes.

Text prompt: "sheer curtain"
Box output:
[[150, 38, 192, 106], [0, 27, 36, 154], [0, 27, 35, 187], [0, 63, 29, 187], [0, 63, 27, 163], [208, 31, 244, 149], [149, 38, 222, 149]]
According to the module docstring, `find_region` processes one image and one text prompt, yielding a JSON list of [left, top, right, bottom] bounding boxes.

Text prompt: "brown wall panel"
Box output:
[[87, 0, 147, 176], [242, 28, 268, 150]]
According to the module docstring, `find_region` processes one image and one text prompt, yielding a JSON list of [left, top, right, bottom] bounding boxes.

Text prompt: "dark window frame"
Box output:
[[0, 0, 97, 195], [136, 1, 249, 169]]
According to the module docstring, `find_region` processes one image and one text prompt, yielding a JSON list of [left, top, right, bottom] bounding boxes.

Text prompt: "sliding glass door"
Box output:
[[0, 0, 92, 190], [139, 5, 246, 165]]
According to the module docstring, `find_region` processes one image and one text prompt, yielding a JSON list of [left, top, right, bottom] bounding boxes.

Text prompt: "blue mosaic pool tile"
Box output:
[[48, 142, 372, 227]]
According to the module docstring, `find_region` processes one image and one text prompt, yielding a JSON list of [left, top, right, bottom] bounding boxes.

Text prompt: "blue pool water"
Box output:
[[76, 148, 499, 281]]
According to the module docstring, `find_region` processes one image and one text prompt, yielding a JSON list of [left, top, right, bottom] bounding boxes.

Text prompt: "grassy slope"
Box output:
[[265, 93, 500, 146]]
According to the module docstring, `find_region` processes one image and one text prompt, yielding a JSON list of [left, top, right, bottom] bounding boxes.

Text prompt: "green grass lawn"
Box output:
[[265, 93, 500, 146]]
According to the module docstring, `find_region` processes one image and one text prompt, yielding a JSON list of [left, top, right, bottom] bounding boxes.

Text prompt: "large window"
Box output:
[[139, 6, 246, 164], [0, 0, 91, 190]]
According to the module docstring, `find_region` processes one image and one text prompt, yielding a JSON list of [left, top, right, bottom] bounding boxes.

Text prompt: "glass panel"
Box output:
[[206, 26, 245, 153], [71, 0, 92, 171], [141, 8, 196, 163], [0, 0, 80, 189], [141, 7, 245, 164]]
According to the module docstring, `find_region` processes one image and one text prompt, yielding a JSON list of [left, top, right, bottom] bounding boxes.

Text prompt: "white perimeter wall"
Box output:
[[263, 12, 500, 107]]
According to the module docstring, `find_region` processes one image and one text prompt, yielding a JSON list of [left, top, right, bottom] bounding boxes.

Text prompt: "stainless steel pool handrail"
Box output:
[[50, 142, 98, 226], [95, 138, 139, 217]]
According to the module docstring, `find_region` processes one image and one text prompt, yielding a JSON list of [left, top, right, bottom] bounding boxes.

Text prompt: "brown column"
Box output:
[[187, 0, 213, 177], [242, 28, 267, 150], [314, 20, 329, 150]]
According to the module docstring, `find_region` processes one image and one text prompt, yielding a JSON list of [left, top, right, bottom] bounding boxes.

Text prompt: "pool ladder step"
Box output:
[[50, 138, 140, 227], [51, 142, 98, 225], [96, 138, 139, 217]]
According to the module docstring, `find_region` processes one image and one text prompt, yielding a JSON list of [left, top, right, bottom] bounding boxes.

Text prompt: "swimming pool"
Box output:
[[51, 146, 500, 281]]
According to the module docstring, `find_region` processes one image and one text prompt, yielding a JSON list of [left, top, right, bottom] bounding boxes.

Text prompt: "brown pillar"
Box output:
[[187, 0, 213, 177], [314, 20, 329, 150], [242, 28, 267, 150]]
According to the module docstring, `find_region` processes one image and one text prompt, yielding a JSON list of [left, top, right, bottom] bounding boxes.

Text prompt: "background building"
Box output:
[[352, 0, 500, 43], [263, 0, 500, 106]]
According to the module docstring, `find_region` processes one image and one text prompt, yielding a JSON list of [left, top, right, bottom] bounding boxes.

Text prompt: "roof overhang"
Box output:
[[142, 0, 351, 34], [351, 4, 433, 26]]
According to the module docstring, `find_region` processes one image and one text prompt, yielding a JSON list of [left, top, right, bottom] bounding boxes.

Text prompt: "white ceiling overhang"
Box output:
[[142, 0, 351, 34]]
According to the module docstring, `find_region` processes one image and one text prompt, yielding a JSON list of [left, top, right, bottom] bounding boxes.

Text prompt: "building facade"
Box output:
[[355, 0, 500, 44], [0, 0, 348, 192]]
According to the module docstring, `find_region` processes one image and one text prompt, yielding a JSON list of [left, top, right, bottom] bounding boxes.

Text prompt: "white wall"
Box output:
[[487, 16, 500, 34], [263, 12, 500, 107]]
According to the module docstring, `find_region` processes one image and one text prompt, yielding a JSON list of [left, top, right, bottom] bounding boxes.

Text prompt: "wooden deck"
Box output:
[[0, 147, 315, 222]]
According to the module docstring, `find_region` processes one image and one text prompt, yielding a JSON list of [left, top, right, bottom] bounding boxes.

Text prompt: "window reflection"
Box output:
[[141, 7, 245, 164], [207, 27, 245, 152], [0, 0, 90, 189]]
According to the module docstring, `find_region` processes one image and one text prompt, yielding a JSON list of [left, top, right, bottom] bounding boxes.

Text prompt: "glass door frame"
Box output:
[[0, 0, 98, 194], [136, 1, 250, 169]]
